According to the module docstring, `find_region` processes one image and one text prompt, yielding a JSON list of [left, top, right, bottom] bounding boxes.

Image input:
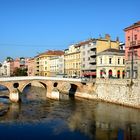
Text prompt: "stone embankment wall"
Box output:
[[96, 79, 140, 108], [75, 79, 140, 109]]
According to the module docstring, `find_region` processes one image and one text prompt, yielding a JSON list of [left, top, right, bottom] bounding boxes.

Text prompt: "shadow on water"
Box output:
[[0, 86, 140, 140], [68, 84, 77, 98]]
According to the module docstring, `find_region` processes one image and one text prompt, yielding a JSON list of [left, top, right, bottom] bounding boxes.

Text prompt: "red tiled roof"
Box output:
[[124, 21, 140, 31], [36, 50, 64, 57]]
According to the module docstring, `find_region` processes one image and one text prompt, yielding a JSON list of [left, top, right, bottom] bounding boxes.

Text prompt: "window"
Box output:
[[83, 58, 85, 61], [128, 52, 131, 60], [83, 51, 85, 55], [108, 69, 112, 78], [134, 34, 137, 41], [100, 58, 102, 64], [117, 70, 120, 78], [76, 63, 78, 68], [123, 59, 125, 64], [109, 58, 112, 64], [134, 51, 138, 60], [118, 59, 120, 64], [100, 70, 103, 78], [82, 64, 85, 68], [122, 70, 125, 79], [93, 41, 96, 45], [128, 36, 130, 41]]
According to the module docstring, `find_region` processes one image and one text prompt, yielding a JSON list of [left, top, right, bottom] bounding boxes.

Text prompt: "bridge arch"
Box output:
[[20, 81, 47, 93], [0, 84, 10, 98], [59, 82, 82, 96], [69, 84, 78, 97]]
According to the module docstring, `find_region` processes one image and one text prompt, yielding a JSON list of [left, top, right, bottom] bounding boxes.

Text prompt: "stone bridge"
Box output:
[[0, 76, 95, 102]]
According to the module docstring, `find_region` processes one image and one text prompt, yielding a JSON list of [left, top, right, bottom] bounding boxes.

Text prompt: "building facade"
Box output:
[[80, 35, 120, 78], [0, 61, 10, 76], [27, 58, 35, 76], [64, 45, 81, 77], [35, 50, 64, 76], [50, 55, 64, 77], [124, 21, 140, 79], [96, 48, 125, 78]]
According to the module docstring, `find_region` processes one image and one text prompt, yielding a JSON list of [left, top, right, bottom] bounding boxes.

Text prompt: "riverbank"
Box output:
[[75, 79, 140, 109]]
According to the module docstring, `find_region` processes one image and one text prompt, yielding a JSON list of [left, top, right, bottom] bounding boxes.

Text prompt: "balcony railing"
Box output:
[[129, 40, 140, 47], [89, 65, 96, 70], [90, 45, 96, 51], [89, 58, 96, 64], [90, 51, 96, 57]]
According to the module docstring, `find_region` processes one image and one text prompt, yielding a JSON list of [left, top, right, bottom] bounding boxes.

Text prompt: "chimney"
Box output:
[[105, 34, 110, 40]]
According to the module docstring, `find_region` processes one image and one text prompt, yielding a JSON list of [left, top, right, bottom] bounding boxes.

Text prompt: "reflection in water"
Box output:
[[0, 86, 140, 140]]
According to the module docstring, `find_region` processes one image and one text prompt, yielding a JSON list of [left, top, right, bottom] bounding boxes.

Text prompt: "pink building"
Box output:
[[27, 58, 35, 76], [9, 57, 30, 76], [13, 58, 20, 68], [124, 21, 140, 79]]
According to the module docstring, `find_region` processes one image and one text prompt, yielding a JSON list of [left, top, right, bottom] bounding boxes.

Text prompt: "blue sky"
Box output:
[[0, 0, 140, 61]]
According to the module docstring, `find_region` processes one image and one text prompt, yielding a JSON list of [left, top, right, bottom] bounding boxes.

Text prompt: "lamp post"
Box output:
[[131, 29, 134, 80]]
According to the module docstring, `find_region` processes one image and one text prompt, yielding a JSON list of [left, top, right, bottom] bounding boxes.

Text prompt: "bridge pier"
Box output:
[[9, 89, 20, 102], [47, 87, 60, 100]]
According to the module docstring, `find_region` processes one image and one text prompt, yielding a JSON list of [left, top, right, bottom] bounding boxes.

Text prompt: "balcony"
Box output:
[[89, 65, 96, 70], [90, 45, 96, 51], [129, 40, 140, 48], [90, 51, 96, 57], [89, 58, 96, 64]]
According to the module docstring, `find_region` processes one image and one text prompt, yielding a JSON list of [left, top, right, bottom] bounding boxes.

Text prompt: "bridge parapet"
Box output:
[[0, 76, 82, 82]]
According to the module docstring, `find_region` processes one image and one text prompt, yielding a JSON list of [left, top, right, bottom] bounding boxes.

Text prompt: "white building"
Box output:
[[0, 61, 10, 77], [50, 55, 64, 77], [96, 48, 125, 79]]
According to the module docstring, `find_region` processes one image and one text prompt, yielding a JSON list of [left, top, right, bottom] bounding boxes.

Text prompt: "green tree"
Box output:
[[6, 57, 13, 62], [13, 68, 28, 76]]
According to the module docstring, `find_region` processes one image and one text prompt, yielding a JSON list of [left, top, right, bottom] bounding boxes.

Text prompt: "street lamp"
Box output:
[[131, 28, 140, 80], [131, 29, 134, 80]]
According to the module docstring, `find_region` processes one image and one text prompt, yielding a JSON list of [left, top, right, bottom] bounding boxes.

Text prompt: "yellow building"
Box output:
[[64, 45, 81, 77], [96, 48, 125, 78], [79, 34, 120, 78], [96, 34, 120, 53], [35, 50, 64, 76]]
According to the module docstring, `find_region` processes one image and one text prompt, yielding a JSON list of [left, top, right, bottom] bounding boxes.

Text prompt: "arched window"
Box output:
[[100, 70, 103, 78], [108, 70, 112, 78], [117, 70, 120, 78], [122, 70, 125, 79]]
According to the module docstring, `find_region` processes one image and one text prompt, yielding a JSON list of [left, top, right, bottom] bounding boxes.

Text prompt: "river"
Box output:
[[0, 86, 140, 140]]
